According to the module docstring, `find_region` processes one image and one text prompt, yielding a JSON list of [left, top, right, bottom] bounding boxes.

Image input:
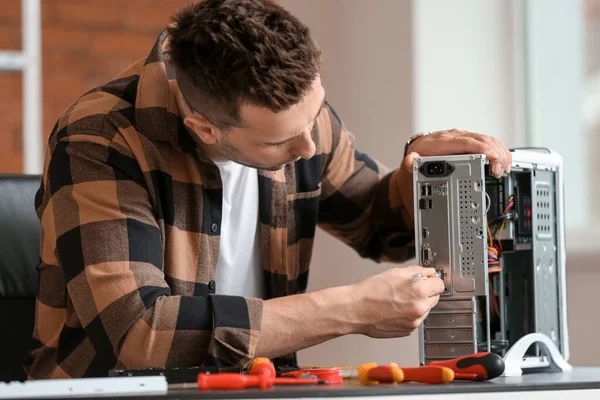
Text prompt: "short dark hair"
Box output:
[[166, 0, 322, 130]]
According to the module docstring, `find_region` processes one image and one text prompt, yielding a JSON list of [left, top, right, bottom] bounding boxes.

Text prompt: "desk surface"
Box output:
[[8, 368, 600, 400], [153, 368, 600, 399]]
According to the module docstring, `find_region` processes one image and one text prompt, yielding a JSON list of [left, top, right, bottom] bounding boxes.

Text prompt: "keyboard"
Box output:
[[0, 376, 167, 399]]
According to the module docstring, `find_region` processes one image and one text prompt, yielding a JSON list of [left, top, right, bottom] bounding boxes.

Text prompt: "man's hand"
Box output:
[[349, 266, 445, 338], [406, 129, 512, 178], [396, 129, 512, 221], [255, 266, 444, 358]]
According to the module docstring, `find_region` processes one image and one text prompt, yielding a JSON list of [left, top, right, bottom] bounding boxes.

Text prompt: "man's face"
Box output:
[[210, 77, 326, 171]]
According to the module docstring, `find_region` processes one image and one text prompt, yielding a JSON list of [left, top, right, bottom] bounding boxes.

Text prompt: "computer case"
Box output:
[[413, 148, 568, 371]]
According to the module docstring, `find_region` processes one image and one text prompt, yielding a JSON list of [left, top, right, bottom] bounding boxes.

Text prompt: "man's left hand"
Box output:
[[395, 129, 512, 222], [406, 129, 511, 178]]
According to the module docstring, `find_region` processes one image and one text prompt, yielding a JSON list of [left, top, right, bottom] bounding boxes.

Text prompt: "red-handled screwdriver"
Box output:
[[197, 373, 272, 390], [357, 363, 404, 385], [400, 365, 455, 384], [250, 357, 342, 385], [197, 373, 322, 391], [428, 352, 505, 380], [248, 358, 277, 377]]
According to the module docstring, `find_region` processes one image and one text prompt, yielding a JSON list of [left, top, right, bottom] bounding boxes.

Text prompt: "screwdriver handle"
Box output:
[[401, 366, 454, 384], [428, 352, 505, 380], [358, 363, 404, 385], [197, 373, 272, 390], [273, 377, 320, 385], [368, 365, 404, 384], [249, 361, 276, 378]]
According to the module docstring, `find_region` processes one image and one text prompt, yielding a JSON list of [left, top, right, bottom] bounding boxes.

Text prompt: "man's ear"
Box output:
[[184, 115, 219, 145]]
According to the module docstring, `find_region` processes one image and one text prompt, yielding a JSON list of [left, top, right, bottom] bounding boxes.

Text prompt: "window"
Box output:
[[584, 0, 600, 222], [523, 0, 598, 250]]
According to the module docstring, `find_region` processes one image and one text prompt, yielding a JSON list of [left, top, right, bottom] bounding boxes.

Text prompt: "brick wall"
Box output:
[[0, 0, 190, 173]]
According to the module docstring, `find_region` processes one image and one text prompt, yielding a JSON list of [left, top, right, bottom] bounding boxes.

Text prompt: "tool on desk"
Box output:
[[196, 352, 504, 390], [357, 362, 454, 385], [196, 373, 323, 391], [248, 357, 277, 377], [355, 352, 504, 385], [197, 373, 272, 390], [428, 352, 505, 380], [357, 362, 404, 385], [280, 369, 343, 384], [293, 365, 358, 378], [396, 365, 455, 384], [249, 357, 342, 384], [196, 357, 334, 391]]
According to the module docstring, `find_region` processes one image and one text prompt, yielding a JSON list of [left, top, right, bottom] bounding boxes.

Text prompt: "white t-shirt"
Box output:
[[213, 160, 264, 299]]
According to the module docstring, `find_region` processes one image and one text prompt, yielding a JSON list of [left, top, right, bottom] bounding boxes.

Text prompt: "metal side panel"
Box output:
[[532, 169, 561, 348]]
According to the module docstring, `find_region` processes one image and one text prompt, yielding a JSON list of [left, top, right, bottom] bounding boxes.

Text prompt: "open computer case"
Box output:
[[413, 148, 569, 375]]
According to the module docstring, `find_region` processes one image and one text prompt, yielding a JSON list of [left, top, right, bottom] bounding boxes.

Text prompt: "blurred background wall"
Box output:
[[280, 0, 525, 368], [1, 0, 599, 368]]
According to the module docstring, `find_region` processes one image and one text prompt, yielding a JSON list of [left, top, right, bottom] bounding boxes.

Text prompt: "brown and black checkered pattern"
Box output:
[[24, 31, 415, 379]]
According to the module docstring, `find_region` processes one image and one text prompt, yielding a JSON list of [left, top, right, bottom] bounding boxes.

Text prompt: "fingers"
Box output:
[[402, 151, 420, 173], [492, 135, 512, 174], [404, 295, 440, 327], [424, 294, 441, 310], [360, 266, 445, 337], [412, 129, 511, 179], [414, 276, 445, 297], [466, 132, 510, 177], [404, 266, 445, 297], [416, 266, 438, 277]]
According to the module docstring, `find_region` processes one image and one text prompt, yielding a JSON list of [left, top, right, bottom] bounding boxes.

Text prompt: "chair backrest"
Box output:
[[0, 175, 42, 381]]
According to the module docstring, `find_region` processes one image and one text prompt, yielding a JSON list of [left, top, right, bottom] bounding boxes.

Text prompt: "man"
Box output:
[[25, 0, 511, 379]]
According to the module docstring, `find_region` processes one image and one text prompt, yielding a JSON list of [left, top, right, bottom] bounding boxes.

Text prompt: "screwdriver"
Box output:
[[358, 363, 454, 385], [248, 358, 277, 377], [428, 352, 505, 380], [357, 363, 404, 385], [197, 373, 322, 391], [249, 357, 342, 384], [399, 365, 454, 384], [198, 373, 272, 390]]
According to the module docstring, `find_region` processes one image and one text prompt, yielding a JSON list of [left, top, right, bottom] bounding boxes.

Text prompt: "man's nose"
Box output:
[[291, 129, 316, 160]]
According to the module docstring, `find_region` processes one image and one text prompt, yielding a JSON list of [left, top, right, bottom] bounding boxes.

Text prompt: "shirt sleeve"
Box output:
[[37, 131, 262, 374], [316, 102, 416, 262]]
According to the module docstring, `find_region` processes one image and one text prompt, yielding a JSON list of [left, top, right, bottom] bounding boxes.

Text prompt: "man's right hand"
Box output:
[[255, 265, 445, 358], [349, 266, 445, 338]]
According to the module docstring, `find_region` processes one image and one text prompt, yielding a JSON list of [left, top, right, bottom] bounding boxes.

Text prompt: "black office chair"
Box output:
[[0, 175, 42, 381]]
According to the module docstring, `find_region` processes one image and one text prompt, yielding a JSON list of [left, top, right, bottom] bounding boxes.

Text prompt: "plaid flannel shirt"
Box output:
[[25, 31, 415, 379]]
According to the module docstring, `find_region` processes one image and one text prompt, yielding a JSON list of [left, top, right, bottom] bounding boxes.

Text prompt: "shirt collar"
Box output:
[[135, 30, 208, 158]]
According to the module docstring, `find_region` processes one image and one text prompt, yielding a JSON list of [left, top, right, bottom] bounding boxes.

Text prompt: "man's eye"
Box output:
[[270, 142, 287, 148], [262, 142, 286, 148]]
